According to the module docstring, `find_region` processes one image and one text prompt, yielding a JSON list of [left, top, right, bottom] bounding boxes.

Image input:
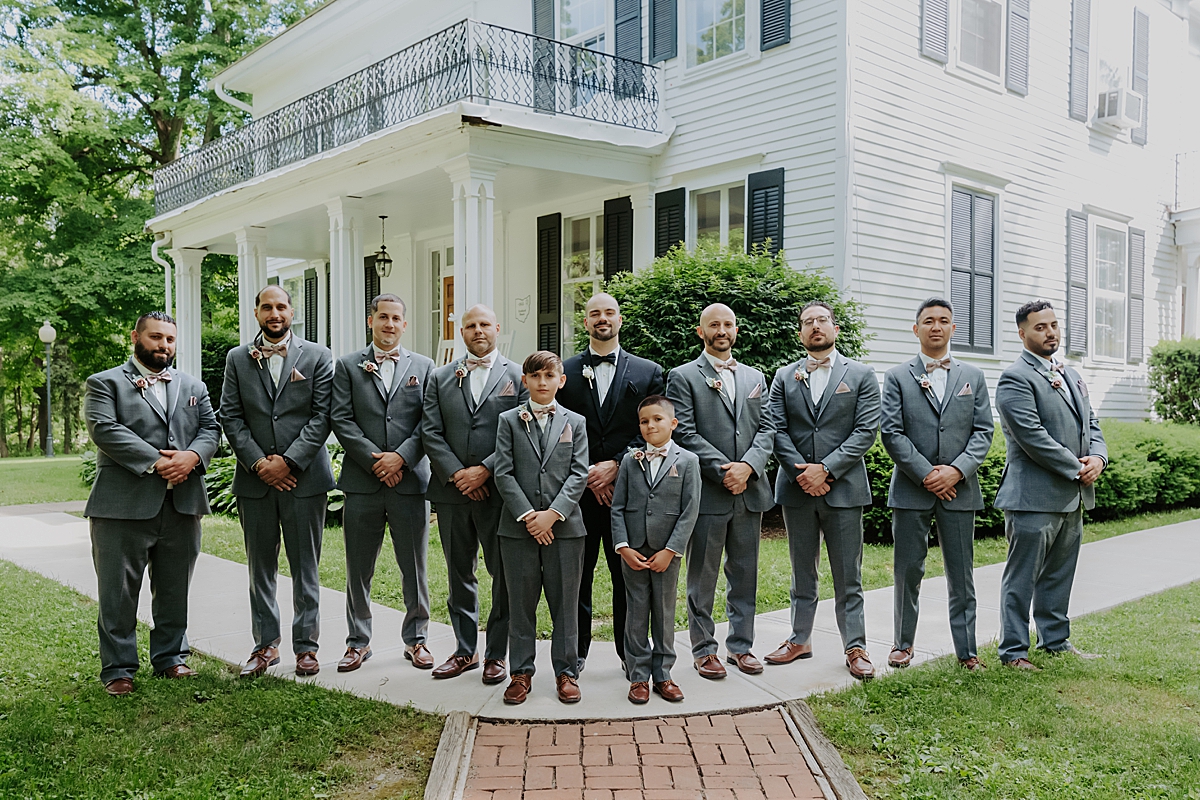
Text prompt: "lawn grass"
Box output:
[[0, 455, 89, 505], [0, 559, 443, 800], [809, 579, 1200, 799]]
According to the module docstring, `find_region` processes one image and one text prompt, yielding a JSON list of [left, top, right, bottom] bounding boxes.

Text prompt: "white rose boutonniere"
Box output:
[[517, 407, 534, 432], [455, 362, 469, 387], [581, 365, 595, 389]]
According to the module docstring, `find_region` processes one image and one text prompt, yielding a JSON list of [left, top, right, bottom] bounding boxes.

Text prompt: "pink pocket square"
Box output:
[[289, 367, 306, 382], [499, 380, 516, 397], [558, 422, 573, 443], [1076, 379, 1089, 397], [835, 382, 852, 394], [667, 464, 679, 478], [747, 382, 762, 399], [957, 382, 973, 397], [406, 375, 420, 388], [188, 396, 197, 407]]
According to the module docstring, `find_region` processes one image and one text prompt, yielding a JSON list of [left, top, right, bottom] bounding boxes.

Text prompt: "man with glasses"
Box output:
[[765, 301, 881, 679]]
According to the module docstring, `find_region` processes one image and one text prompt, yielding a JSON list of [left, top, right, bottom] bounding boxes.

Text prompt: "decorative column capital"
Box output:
[[233, 226, 269, 247], [167, 247, 207, 276], [441, 155, 506, 193]]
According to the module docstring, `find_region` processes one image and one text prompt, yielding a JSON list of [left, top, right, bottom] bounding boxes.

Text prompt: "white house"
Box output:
[[146, 0, 1200, 419]]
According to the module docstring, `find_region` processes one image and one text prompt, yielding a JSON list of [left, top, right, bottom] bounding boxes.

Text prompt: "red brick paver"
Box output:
[[461, 709, 827, 799]]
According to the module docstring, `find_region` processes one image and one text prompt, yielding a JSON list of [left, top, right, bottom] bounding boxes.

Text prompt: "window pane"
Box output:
[[1094, 296, 1126, 359], [560, 0, 606, 40], [690, 0, 746, 66], [728, 186, 745, 252], [960, 0, 1002, 76], [696, 191, 721, 246], [284, 277, 305, 340], [1096, 226, 1127, 292], [595, 214, 604, 277], [567, 218, 591, 279]]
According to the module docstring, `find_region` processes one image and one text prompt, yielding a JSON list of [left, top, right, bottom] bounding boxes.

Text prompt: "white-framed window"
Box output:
[[559, 0, 607, 43], [693, 183, 746, 250], [687, 0, 747, 67], [282, 275, 308, 341], [1092, 221, 1128, 362], [561, 212, 604, 355], [951, 0, 1005, 84]]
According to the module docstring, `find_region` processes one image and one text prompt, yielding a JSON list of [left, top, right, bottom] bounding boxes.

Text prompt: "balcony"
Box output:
[[153, 19, 663, 215]]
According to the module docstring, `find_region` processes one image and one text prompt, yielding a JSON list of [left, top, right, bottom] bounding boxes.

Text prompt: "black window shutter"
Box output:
[[1006, 0, 1030, 96], [614, 0, 644, 98], [747, 168, 785, 255], [1131, 9, 1149, 146], [761, 0, 791, 51], [364, 257, 381, 346], [532, 0, 553, 35], [949, 189, 994, 354], [920, 0, 950, 63], [304, 268, 318, 343], [654, 188, 685, 258], [1066, 210, 1089, 357], [1069, 0, 1091, 121], [1128, 227, 1145, 363], [649, 0, 677, 63], [325, 266, 331, 346], [537, 213, 562, 353], [532, 0, 555, 113], [604, 196, 634, 280]]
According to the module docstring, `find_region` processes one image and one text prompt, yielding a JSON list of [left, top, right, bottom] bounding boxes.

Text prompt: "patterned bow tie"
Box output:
[[145, 371, 172, 385], [805, 356, 832, 372], [259, 342, 288, 358], [592, 352, 617, 365], [465, 356, 491, 371], [1050, 361, 1067, 374], [375, 349, 401, 364], [645, 445, 669, 461], [925, 357, 951, 373], [713, 358, 738, 372], [532, 405, 556, 420]]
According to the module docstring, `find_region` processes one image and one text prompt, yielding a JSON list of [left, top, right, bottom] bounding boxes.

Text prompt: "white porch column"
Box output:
[[327, 197, 366, 357], [443, 156, 503, 352], [234, 227, 269, 344], [169, 248, 207, 378], [631, 184, 656, 271], [1184, 254, 1200, 338]]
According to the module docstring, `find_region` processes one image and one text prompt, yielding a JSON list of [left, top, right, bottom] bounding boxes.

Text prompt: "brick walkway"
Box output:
[[464, 708, 826, 799]]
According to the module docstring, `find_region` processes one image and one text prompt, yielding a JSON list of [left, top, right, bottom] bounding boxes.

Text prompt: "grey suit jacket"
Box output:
[[770, 354, 881, 508], [610, 445, 702, 554], [219, 336, 336, 499], [881, 356, 994, 511], [493, 404, 590, 540], [419, 354, 527, 505], [994, 351, 1107, 513], [84, 359, 220, 519], [666, 355, 774, 514], [331, 345, 433, 496]]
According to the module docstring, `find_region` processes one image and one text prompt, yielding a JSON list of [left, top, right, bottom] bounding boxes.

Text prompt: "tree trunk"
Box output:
[[0, 349, 8, 458], [14, 386, 23, 449]]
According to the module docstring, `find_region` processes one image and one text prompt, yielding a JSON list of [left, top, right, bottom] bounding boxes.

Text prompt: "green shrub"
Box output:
[[79, 450, 96, 486], [595, 243, 871, 374], [1148, 338, 1200, 424], [201, 327, 240, 411]]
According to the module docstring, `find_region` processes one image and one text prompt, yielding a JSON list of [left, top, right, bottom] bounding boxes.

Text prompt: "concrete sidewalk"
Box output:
[[1, 508, 1198, 720]]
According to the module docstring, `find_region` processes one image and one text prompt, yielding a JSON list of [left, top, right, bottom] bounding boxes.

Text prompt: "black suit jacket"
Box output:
[[558, 348, 665, 466]]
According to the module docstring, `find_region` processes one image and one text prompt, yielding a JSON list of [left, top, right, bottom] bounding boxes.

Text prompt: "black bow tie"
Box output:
[[591, 352, 617, 366]]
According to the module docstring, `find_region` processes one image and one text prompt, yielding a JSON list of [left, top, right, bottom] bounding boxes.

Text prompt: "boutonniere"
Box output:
[[581, 365, 595, 388], [1050, 376, 1064, 390], [248, 345, 264, 369], [358, 360, 378, 375], [454, 362, 469, 387], [704, 376, 724, 392], [131, 375, 149, 398], [794, 367, 808, 384], [630, 447, 647, 471], [913, 372, 932, 391], [517, 407, 534, 432]]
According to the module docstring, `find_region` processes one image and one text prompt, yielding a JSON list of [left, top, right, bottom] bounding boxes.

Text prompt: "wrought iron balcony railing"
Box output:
[[153, 19, 663, 215]]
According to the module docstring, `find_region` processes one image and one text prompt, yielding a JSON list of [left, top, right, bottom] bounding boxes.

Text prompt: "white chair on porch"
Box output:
[[497, 333, 514, 359], [436, 340, 456, 366]]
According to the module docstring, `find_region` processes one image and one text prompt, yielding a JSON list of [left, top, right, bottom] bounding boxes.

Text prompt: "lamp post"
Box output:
[[38, 320, 56, 458]]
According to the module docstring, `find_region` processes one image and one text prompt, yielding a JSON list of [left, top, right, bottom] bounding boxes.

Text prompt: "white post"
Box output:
[[1185, 256, 1200, 338], [326, 197, 366, 357], [169, 248, 207, 378], [631, 184, 656, 271], [234, 227, 269, 344], [443, 156, 503, 355]]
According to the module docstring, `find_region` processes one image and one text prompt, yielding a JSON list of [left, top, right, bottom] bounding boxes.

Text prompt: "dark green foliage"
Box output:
[[1148, 337, 1200, 424], [201, 327, 239, 411], [593, 244, 871, 374]]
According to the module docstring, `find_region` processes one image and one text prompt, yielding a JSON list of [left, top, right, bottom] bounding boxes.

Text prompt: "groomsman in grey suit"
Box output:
[[220, 285, 335, 678], [421, 304, 526, 684], [84, 311, 221, 696], [995, 300, 1107, 670], [881, 298, 993, 672], [765, 301, 881, 680], [666, 303, 775, 680], [331, 294, 435, 672]]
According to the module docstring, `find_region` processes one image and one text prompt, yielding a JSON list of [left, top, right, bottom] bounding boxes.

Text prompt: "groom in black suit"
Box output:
[[559, 292, 664, 672]]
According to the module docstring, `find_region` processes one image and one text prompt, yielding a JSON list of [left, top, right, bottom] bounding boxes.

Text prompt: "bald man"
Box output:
[[557, 293, 664, 674], [666, 304, 775, 679], [421, 305, 528, 684]]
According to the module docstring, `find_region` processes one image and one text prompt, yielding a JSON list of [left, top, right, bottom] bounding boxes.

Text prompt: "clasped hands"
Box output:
[[587, 459, 620, 505], [452, 465, 491, 501], [371, 451, 405, 488], [619, 547, 675, 573], [1077, 455, 1105, 486], [153, 449, 200, 484], [256, 454, 296, 491], [923, 464, 963, 501], [794, 462, 831, 496], [523, 510, 559, 545], [720, 461, 754, 495]]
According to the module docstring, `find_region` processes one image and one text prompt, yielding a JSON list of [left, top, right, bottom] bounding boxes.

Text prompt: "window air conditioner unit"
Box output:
[[1096, 88, 1143, 130]]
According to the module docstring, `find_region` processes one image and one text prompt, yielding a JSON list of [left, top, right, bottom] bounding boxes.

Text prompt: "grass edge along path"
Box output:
[[0, 560, 443, 800]]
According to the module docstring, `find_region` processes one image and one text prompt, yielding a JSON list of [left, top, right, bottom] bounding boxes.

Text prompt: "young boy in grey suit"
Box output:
[[493, 351, 590, 705], [611, 396, 701, 705]]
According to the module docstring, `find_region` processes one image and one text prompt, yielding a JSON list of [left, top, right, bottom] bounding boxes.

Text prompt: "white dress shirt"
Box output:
[[372, 344, 401, 392], [703, 351, 737, 402], [807, 349, 841, 405], [589, 346, 620, 405], [264, 331, 292, 387], [469, 349, 497, 404], [919, 351, 951, 403]]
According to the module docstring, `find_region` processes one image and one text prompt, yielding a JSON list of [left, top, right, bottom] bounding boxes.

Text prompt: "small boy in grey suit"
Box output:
[[611, 396, 701, 705], [493, 351, 590, 705]]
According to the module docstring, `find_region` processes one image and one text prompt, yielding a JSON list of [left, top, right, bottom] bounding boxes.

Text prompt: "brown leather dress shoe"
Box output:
[[157, 664, 196, 679], [482, 659, 507, 685], [727, 652, 764, 675], [653, 680, 685, 702], [1002, 657, 1041, 671], [295, 651, 320, 676], [503, 673, 531, 705], [694, 654, 727, 680], [556, 673, 581, 703], [432, 653, 479, 679], [959, 656, 986, 671], [337, 646, 372, 673], [765, 641, 813, 665], [240, 646, 280, 678], [105, 677, 134, 696], [888, 646, 914, 668], [845, 647, 875, 680], [628, 681, 650, 704], [404, 643, 434, 669]]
